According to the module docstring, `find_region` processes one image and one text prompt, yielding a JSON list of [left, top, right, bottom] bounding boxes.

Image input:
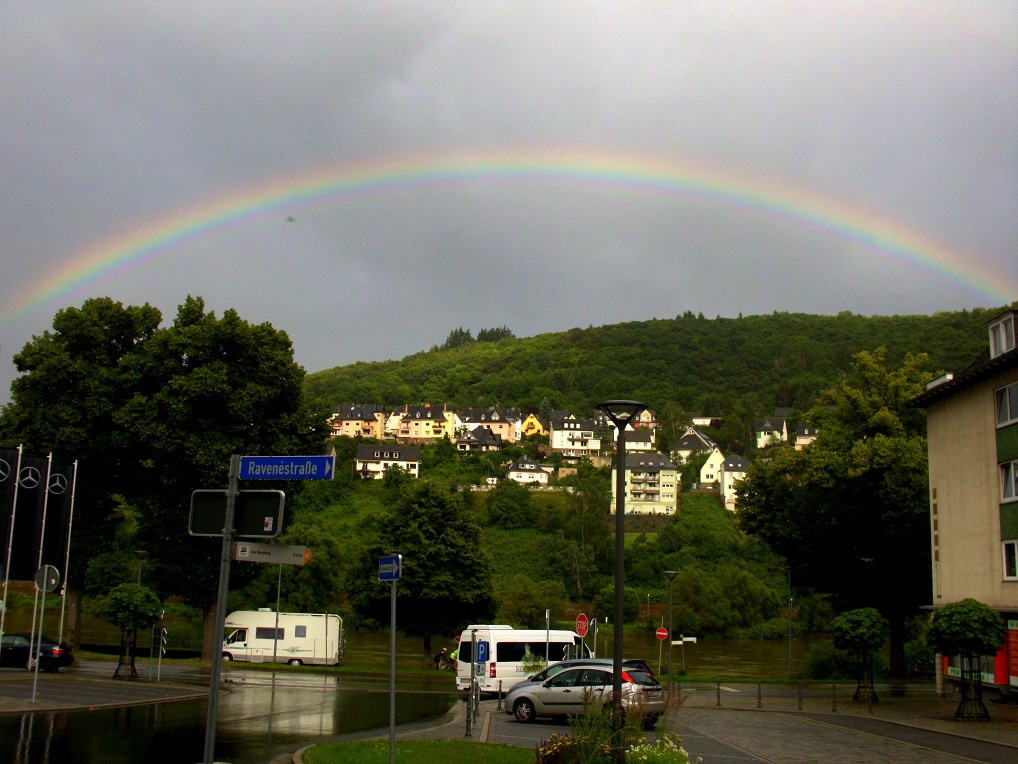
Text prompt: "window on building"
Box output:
[[1004, 541, 1018, 580], [997, 382, 1018, 427], [1002, 460, 1018, 502], [989, 314, 1016, 358]]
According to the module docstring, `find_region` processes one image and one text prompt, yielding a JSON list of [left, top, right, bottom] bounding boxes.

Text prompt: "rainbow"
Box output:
[[3, 148, 1011, 323]]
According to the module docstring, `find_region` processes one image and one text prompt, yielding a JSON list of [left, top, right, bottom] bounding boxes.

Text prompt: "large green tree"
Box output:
[[737, 348, 933, 677], [0, 296, 328, 655], [346, 479, 496, 654], [1, 298, 162, 645]]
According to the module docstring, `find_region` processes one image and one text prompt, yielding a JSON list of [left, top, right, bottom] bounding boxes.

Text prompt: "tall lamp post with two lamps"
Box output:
[[595, 399, 647, 713]]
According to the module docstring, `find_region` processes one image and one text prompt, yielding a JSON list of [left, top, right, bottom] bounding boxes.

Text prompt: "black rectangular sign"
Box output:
[[188, 490, 285, 539]]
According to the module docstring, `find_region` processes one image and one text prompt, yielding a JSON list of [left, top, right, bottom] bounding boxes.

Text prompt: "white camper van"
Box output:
[[455, 624, 590, 692], [222, 609, 345, 666]]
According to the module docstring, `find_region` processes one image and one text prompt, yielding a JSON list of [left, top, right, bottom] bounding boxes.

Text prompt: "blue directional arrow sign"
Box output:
[[240, 455, 334, 480], [378, 554, 402, 581]]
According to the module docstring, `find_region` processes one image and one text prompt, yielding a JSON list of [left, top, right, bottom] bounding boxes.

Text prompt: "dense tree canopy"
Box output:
[[0, 296, 329, 653], [737, 349, 933, 676], [305, 310, 995, 431], [346, 479, 497, 653]]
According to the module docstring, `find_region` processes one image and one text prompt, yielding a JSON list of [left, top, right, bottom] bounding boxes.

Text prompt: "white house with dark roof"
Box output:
[[670, 427, 716, 463], [699, 447, 725, 487], [625, 428, 656, 452], [355, 443, 421, 479], [795, 422, 819, 450], [754, 416, 787, 448], [720, 453, 751, 511], [549, 416, 601, 463], [506, 455, 551, 485], [610, 452, 678, 514]]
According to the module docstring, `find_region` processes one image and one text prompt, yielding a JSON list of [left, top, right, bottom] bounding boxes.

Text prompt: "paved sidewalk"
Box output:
[[384, 683, 1018, 764]]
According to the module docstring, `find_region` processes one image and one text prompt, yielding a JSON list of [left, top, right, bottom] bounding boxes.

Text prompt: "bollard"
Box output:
[[757, 683, 762, 708], [497, 679, 503, 711], [868, 685, 874, 715], [465, 687, 472, 737], [831, 683, 838, 713], [797, 682, 803, 711], [716, 680, 721, 707]]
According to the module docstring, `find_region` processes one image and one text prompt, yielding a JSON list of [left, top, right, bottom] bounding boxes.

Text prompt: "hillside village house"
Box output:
[[329, 404, 387, 439], [610, 452, 678, 514], [795, 423, 819, 450], [355, 443, 421, 479], [507, 455, 551, 485], [549, 416, 602, 463], [699, 447, 725, 487], [521, 412, 549, 438], [720, 453, 750, 511], [457, 407, 519, 443], [910, 309, 1018, 699], [625, 428, 655, 452], [399, 405, 455, 444], [669, 427, 716, 463], [456, 426, 504, 452], [754, 415, 787, 448]]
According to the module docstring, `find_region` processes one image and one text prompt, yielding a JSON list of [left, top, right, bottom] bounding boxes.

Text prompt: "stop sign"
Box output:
[[655, 627, 669, 640], [575, 613, 589, 637]]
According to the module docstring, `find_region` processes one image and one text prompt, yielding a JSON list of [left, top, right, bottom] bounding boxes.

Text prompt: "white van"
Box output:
[[455, 624, 591, 693], [222, 609, 345, 666]]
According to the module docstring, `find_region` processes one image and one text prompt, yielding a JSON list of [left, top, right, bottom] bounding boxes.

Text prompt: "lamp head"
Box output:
[[664, 570, 678, 581], [595, 400, 648, 429]]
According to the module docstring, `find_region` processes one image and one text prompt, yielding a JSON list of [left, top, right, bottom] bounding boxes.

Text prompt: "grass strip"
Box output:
[[302, 739, 532, 763]]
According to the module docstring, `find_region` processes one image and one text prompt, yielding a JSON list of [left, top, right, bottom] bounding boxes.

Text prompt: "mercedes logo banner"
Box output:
[[0, 447, 77, 581]]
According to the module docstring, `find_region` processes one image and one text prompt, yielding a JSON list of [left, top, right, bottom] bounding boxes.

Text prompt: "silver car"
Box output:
[[505, 663, 666, 727]]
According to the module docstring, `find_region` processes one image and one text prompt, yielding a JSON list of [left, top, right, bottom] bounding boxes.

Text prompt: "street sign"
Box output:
[[672, 636, 697, 645], [378, 553, 402, 581], [476, 640, 489, 663], [239, 455, 334, 480], [232, 541, 313, 566], [575, 613, 589, 638], [655, 627, 669, 641], [189, 490, 285, 538]]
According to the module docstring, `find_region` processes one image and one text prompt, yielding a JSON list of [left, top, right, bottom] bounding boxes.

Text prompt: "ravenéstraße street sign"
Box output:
[[240, 455, 334, 480]]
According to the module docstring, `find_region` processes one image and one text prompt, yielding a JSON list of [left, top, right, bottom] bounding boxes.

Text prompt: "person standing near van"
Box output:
[[434, 647, 448, 670]]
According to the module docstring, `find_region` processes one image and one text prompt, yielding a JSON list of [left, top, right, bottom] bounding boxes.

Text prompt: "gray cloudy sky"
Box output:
[[2, 1, 1016, 403]]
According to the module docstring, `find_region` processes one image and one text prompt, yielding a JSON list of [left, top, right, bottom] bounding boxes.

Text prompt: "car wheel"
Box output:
[[288, 658, 303, 666], [222, 653, 233, 662], [513, 698, 536, 723]]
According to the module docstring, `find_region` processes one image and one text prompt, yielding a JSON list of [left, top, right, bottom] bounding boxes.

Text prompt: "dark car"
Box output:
[[0, 633, 75, 672]]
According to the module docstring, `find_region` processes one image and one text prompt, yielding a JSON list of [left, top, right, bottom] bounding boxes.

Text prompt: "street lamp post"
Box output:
[[595, 399, 647, 713], [134, 550, 148, 585], [664, 570, 677, 698], [787, 569, 793, 680]]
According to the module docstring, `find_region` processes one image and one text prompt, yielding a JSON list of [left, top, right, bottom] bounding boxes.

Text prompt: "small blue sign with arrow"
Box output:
[[378, 554, 402, 581]]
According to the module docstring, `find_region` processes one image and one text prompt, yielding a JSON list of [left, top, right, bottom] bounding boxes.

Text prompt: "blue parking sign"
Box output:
[[476, 640, 489, 663]]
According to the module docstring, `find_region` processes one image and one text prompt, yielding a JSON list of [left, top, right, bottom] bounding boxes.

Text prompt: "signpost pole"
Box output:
[[203, 453, 240, 764], [389, 575, 396, 764]]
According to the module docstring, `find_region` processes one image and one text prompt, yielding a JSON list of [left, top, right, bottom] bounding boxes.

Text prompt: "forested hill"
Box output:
[[304, 308, 1002, 418]]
